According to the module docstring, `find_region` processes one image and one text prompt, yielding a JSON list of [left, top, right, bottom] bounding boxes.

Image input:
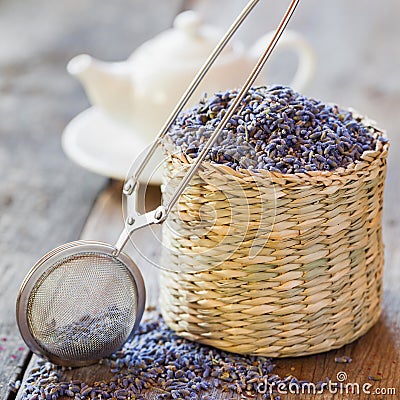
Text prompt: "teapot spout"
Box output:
[[67, 54, 134, 122]]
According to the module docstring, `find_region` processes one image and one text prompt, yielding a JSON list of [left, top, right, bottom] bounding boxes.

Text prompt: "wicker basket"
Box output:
[[159, 117, 389, 357]]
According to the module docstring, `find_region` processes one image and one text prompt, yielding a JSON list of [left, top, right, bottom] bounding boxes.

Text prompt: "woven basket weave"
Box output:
[[159, 118, 389, 357]]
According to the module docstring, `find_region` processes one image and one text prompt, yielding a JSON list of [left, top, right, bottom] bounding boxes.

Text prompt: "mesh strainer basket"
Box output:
[[159, 116, 389, 357], [17, 241, 145, 366]]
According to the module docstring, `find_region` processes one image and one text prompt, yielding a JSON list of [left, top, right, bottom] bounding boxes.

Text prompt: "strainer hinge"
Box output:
[[113, 205, 166, 256]]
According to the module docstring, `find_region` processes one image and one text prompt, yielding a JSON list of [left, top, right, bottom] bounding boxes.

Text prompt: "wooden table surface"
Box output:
[[1, 1, 399, 399]]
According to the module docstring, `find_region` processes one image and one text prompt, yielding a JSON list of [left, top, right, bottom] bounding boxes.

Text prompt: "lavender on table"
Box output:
[[165, 85, 386, 173], [18, 316, 296, 400], [334, 355, 352, 363]]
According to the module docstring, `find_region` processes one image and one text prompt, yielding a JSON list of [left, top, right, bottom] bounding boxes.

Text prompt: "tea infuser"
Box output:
[[16, 0, 300, 367]]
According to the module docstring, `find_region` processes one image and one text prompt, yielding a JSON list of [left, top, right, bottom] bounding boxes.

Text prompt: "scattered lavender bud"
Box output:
[[334, 356, 352, 363], [16, 316, 308, 399]]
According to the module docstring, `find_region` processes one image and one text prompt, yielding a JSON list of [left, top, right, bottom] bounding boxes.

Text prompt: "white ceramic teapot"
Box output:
[[67, 10, 315, 141]]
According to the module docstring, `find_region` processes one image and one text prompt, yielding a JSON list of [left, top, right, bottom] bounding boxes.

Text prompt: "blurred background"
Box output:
[[0, 0, 399, 395]]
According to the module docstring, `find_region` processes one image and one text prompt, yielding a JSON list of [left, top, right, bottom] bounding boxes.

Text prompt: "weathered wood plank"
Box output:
[[0, 0, 183, 398], [0, 0, 109, 393], [0, 326, 31, 398], [11, 0, 400, 399]]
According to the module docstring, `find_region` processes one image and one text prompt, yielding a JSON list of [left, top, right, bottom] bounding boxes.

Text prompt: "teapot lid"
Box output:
[[129, 11, 237, 66]]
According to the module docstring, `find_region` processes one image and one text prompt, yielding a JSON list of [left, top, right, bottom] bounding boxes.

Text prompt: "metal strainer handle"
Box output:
[[114, 0, 301, 255], [122, 0, 261, 197]]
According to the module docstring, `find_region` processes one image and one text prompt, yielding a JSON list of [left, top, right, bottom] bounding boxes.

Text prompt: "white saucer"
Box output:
[[62, 107, 163, 184]]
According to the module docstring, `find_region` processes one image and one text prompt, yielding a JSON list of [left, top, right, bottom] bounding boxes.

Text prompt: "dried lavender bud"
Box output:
[[368, 375, 382, 381], [17, 316, 303, 399], [165, 85, 386, 173], [334, 356, 352, 363]]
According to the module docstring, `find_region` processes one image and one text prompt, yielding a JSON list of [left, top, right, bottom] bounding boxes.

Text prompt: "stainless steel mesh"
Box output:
[[26, 252, 138, 363]]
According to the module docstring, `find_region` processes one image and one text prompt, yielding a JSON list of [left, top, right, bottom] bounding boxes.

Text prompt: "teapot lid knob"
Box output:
[[173, 10, 203, 37]]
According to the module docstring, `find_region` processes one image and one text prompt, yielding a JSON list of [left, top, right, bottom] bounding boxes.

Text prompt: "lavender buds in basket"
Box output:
[[166, 85, 387, 173]]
